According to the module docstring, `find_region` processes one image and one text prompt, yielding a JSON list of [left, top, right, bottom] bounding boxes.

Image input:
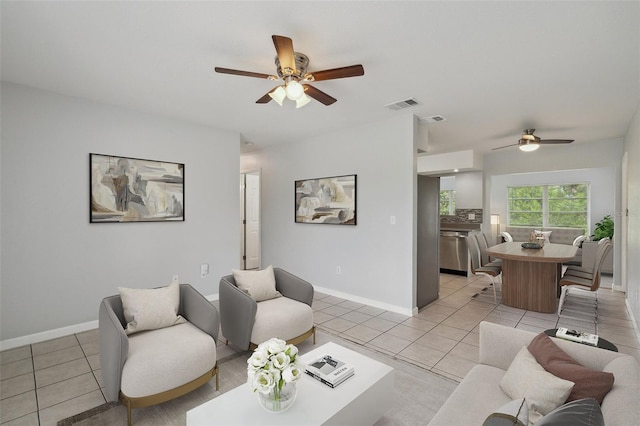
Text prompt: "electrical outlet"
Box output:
[[468, 213, 475, 220], [336, 266, 342, 275]]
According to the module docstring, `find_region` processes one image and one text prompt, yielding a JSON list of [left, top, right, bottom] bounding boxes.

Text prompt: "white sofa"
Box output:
[[428, 322, 640, 425]]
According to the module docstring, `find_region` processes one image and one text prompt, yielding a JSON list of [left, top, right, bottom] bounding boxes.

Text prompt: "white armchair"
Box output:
[[219, 267, 315, 350], [99, 283, 219, 425]]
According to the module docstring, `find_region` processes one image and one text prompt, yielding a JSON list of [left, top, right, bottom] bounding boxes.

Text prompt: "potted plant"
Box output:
[[591, 215, 614, 241]]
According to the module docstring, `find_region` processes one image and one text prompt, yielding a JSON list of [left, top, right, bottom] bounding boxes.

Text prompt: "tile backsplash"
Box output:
[[440, 208, 483, 224]]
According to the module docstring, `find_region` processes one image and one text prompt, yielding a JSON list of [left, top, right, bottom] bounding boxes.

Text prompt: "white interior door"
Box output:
[[245, 172, 261, 270]]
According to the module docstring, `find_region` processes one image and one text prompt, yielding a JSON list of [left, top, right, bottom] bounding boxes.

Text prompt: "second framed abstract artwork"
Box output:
[[295, 174, 356, 225]]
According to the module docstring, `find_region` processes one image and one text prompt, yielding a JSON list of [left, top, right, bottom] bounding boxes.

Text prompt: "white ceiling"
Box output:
[[2, 1, 638, 155]]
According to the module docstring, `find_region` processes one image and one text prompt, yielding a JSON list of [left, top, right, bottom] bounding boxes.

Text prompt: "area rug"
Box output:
[[58, 330, 458, 425]]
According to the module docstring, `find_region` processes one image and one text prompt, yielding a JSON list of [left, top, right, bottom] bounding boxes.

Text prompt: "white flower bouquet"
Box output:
[[247, 337, 302, 411]]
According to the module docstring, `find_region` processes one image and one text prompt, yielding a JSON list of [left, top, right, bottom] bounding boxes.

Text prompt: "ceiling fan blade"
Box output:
[[256, 93, 272, 104], [539, 139, 575, 144], [214, 67, 273, 79], [304, 85, 337, 106], [256, 86, 282, 104], [310, 65, 365, 81], [272, 35, 296, 75], [492, 143, 519, 151]]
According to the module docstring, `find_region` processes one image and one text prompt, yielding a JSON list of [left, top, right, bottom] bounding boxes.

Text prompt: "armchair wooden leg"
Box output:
[[126, 400, 132, 426]]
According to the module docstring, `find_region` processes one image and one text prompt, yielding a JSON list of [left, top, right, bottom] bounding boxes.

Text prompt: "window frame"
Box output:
[[440, 189, 456, 216], [507, 183, 590, 230]]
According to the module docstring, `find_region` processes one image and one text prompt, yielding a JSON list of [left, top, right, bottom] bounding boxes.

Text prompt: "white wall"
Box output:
[[255, 114, 417, 313], [454, 171, 483, 209], [0, 83, 241, 344], [623, 103, 640, 329]]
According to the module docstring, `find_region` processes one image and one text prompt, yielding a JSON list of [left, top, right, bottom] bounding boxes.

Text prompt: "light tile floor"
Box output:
[[1, 273, 639, 425]]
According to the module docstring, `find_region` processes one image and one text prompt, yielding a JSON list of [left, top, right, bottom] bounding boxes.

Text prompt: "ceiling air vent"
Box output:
[[384, 98, 421, 111], [421, 115, 447, 123]]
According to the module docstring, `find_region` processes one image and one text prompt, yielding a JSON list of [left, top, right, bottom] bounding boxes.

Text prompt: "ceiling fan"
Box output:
[[493, 129, 575, 152], [214, 35, 364, 108]]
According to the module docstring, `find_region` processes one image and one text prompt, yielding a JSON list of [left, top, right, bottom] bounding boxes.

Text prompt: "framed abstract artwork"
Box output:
[[90, 153, 184, 223], [295, 174, 356, 225]]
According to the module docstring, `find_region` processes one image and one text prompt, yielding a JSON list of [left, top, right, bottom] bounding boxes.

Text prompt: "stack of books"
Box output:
[[555, 327, 599, 346], [304, 354, 355, 388]]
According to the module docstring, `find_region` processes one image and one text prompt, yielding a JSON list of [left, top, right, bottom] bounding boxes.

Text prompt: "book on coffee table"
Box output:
[[555, 327, 599, 346], [305, 354, 355, 388]]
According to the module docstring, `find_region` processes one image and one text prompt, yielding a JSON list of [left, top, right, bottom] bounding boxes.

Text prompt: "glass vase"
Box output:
[[257, 382, 297, 413]]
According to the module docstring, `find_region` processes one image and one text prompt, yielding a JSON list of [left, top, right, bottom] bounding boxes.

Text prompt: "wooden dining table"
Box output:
[[486, 242, 578, 313]]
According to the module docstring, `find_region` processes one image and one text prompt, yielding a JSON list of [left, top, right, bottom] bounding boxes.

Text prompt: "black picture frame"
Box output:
[[90, 153, 184, 223]]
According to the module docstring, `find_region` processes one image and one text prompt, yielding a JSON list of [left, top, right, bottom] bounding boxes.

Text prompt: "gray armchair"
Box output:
[[219, 267, 315, 350], [99, 284, 219, 426]]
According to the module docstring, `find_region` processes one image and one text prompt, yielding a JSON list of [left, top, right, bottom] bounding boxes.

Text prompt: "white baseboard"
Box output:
[[0, 291, 409, 351], [0, 320, 99, 351], [313, 286, 417, 317]]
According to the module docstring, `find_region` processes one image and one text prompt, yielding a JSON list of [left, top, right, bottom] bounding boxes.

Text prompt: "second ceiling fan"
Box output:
[[215, 35, 364, 108], [493, 129, 575, 152]]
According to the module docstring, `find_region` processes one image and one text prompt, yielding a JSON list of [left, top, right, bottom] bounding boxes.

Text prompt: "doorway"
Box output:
[[241, 170, 261, 270]]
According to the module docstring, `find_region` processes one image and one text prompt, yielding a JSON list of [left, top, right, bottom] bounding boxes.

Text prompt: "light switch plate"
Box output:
[[200, 263, 209, 278]]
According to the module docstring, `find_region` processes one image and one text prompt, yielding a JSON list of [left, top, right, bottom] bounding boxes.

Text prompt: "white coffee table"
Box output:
[[186, 341, 394, 425]]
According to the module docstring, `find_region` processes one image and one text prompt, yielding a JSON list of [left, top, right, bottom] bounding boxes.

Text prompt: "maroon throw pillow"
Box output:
[[527, 333, 614, 404]]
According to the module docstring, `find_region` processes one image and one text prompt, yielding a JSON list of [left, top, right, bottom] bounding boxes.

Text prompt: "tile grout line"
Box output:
[[29, 343, 42, 426]]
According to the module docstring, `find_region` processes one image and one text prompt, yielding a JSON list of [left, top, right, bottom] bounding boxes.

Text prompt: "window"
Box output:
[[508, 184, 588, 228], [440, 190, 456, 215]]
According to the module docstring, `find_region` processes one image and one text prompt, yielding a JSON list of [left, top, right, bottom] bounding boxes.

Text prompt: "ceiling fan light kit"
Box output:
[[493, 129, 574, 152], [518, 140, 540, 152], [215, 35, 364, 108], [268, 86, 286, 106], [284, 79, 304, 100]]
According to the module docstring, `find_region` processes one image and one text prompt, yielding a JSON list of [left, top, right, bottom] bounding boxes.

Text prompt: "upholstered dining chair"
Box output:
[[99, 283, 219, 426], [219, 266, 315, 350], [558, 239, 612, 323], [564, 237, 610, 278], [473, 231, 502, 267], [466, 235, 502, 303]]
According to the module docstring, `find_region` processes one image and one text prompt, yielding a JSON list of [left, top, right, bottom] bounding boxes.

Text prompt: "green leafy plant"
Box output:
[[591, 215, 614, 241]]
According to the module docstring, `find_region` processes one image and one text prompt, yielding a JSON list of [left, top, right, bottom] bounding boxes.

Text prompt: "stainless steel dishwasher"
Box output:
[[439, 230, 468, 275]]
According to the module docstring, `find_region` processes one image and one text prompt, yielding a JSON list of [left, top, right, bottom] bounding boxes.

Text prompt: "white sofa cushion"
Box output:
[[429, 364, 512, 426], [601, 356, 640, 425], [250, 296, 313, 346], [232, 265, 281, 302], [121, 321, 216, 398], [534, 230, 552, 244], [119, 283, 186, 335], [500, 347, 574, 423]]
